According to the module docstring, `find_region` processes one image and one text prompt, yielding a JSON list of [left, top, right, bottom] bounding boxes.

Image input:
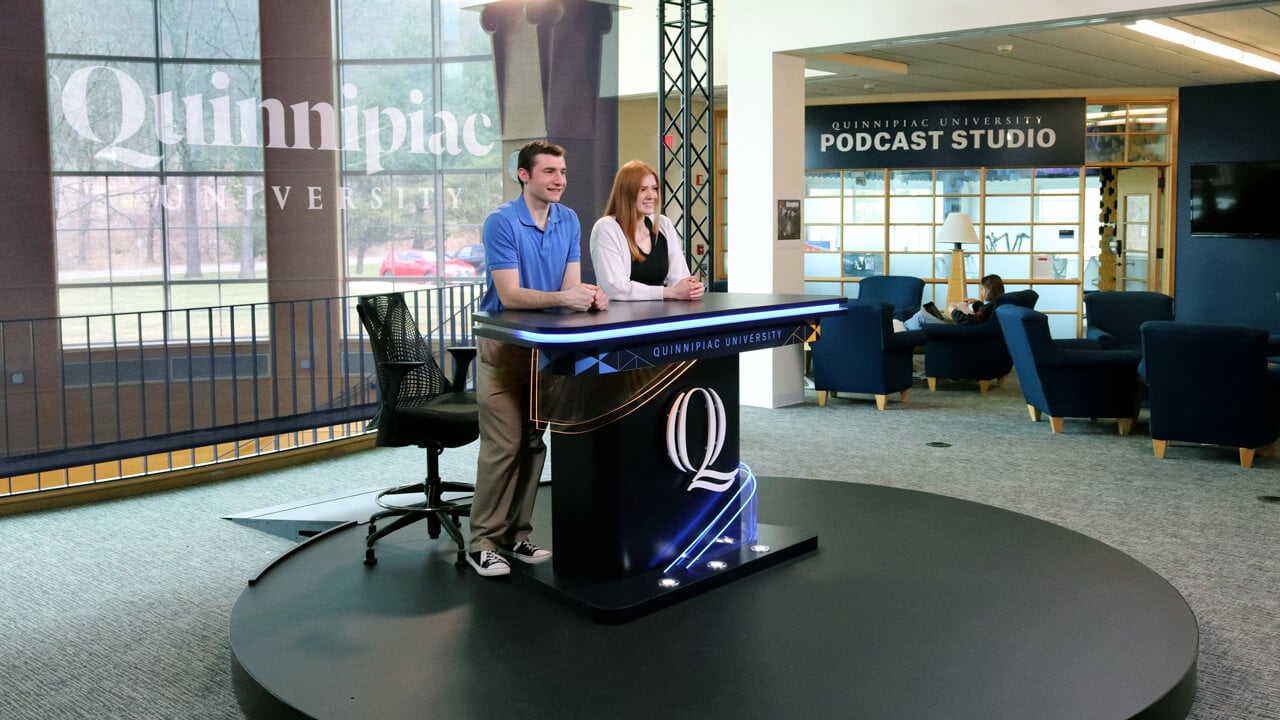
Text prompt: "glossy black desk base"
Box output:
[[521, 523, 816, 624]]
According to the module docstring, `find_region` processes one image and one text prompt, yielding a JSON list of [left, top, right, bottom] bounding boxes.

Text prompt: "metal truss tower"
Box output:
[[658, 0, 714, 282]]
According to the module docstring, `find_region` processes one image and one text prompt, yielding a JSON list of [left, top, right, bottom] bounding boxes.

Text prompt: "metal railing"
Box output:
[[0, 283, 484, 496]]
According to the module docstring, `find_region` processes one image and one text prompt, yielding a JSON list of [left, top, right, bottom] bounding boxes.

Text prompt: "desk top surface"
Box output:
[[473, 292, 844, 344]]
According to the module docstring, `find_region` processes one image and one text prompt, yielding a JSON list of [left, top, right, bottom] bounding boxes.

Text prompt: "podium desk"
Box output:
[[473, 293, 845, 622]]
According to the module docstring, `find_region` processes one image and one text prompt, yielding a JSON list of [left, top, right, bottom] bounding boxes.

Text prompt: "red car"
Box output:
[[379, 250, 477, 278]]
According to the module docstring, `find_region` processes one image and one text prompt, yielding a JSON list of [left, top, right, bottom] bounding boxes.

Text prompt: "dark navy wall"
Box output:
[[1177, 81, 1280, 332]]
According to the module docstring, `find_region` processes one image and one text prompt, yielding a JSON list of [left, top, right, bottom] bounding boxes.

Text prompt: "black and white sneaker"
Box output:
[[499, 540, 552, 565], [467, 550, 511, 577]]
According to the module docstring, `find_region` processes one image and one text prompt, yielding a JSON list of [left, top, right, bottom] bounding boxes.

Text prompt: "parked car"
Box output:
[[452, 243, 486, 273], [379, 250, 476, 278]]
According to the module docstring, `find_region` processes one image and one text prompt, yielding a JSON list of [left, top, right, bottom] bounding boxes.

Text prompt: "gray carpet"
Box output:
[[1, 372, 1277, 719]]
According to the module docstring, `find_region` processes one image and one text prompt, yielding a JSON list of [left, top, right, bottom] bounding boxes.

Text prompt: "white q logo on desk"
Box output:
[[666, 388, 738, 492]]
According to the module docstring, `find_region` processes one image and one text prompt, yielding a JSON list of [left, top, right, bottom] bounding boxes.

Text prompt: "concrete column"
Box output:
[[0, 1, 65, 458], [727, 52, 807, 408], [259, 2, 344, 415], [0, 0, 57, 322], [259, 1, 343, 304]]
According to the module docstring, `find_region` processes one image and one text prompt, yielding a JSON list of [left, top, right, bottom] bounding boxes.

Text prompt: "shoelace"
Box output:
[[480, 550, 506, 566], [512, 541, 544, 556]]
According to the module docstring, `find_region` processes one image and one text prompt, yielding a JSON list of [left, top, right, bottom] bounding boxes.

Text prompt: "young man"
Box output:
[[467, 140, 608, 578]]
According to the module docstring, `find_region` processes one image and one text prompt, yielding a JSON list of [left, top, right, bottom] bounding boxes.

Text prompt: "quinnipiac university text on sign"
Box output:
[[806, 98, 1085, 170]]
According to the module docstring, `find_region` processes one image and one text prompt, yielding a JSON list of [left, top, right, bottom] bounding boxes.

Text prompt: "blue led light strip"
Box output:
[[662, 463, 758, 575], [488, 303, 843, 345], [684, 467, 758, 569]]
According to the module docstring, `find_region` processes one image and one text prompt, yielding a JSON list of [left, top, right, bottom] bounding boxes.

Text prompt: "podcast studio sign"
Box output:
[[806, 98, 1085, 170]]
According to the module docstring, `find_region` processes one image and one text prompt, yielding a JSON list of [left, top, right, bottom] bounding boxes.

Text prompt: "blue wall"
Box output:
[[1177, 81, 1280, 332]]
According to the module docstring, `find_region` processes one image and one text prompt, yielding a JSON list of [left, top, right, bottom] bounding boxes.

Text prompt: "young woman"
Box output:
[[902, 274, 1006, 330], [589, 160, 705, 301]]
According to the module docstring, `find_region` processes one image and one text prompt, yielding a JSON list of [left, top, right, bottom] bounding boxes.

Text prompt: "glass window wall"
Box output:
[[338, 0, 501, 295], [803, 165, 1092, 335], [46, 0, 265, 319]]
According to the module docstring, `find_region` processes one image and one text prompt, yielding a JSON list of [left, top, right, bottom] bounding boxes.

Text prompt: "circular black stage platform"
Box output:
[[230, 478, 1197, 720]]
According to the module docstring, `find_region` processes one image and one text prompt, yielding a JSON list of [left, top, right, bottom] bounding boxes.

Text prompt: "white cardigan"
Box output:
[[589, 214, 692, 301]]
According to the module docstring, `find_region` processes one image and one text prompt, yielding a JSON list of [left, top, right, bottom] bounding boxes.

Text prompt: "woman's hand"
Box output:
[[664, 276, 705, 301]]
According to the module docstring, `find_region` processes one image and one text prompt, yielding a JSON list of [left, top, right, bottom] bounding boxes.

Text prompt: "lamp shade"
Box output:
[[938, 212, 980, 250], [940, 213, 978, 306]]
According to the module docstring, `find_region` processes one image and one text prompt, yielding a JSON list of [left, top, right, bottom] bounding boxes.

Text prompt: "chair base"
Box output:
[[365, 473, 472, 566], [1152, 438, 1277, 468], [928, 376, 999, 393], [1030, 406, 1134, 435], [817, 389, 910, 410]]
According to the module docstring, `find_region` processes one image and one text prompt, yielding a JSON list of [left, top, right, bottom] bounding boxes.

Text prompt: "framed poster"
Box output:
[[777, 199, 801, 241]]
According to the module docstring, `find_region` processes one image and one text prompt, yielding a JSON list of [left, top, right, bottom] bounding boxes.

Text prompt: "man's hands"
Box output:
[[663, 276, 705, 301], [561, 283, 608, 312]]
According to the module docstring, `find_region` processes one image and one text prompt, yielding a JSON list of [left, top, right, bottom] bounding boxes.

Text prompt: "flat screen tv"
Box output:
[[1189, 161, 1280, 237]]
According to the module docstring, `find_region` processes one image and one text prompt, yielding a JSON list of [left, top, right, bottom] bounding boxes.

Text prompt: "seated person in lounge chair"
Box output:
[[900, 274, 1005, 331]]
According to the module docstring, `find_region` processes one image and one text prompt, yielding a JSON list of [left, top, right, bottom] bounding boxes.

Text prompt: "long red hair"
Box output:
[[602, 160, 659, 263]]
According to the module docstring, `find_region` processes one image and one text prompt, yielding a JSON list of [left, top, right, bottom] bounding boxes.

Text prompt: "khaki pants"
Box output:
[[469, 337, 546, 552]]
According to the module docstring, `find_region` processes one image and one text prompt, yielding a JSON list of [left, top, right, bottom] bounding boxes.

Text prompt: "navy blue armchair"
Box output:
[[922, 289, 1039, 393], [1084, 291, 1174, 350], [996, 305, 1142, 434], [811, 299, 925, 410], [1140, 321, 1280, 468], [856, 275, 925, 322]]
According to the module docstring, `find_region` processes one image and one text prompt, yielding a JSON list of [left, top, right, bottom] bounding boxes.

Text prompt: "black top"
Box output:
[[629, 217, 669, 286]]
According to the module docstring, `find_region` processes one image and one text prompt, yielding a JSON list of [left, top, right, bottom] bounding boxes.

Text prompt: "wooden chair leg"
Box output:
[[1049, 416, 1064, 434], [1152, 438, 1168, 459], [817, 390, 828, 407], [927, 377, 937, 391], [996, 374, 1008, 388], [1117, 418, 1134, 436], [1239, 448, 1256, 469], [1027, 405, 1041, 422], [978, 379, 990, 394], [900, 388, 911, 404], [875, 394, 888, 411]]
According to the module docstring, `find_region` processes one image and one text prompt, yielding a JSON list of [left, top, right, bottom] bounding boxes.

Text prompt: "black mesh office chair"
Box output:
[[356, 292, 479, 567]]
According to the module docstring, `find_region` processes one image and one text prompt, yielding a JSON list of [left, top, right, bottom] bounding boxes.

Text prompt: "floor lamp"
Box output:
[[940, 213, 979, 307]]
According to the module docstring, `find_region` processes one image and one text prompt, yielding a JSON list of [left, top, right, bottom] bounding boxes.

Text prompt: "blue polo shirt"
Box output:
[[478, 194, 581, 313]]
